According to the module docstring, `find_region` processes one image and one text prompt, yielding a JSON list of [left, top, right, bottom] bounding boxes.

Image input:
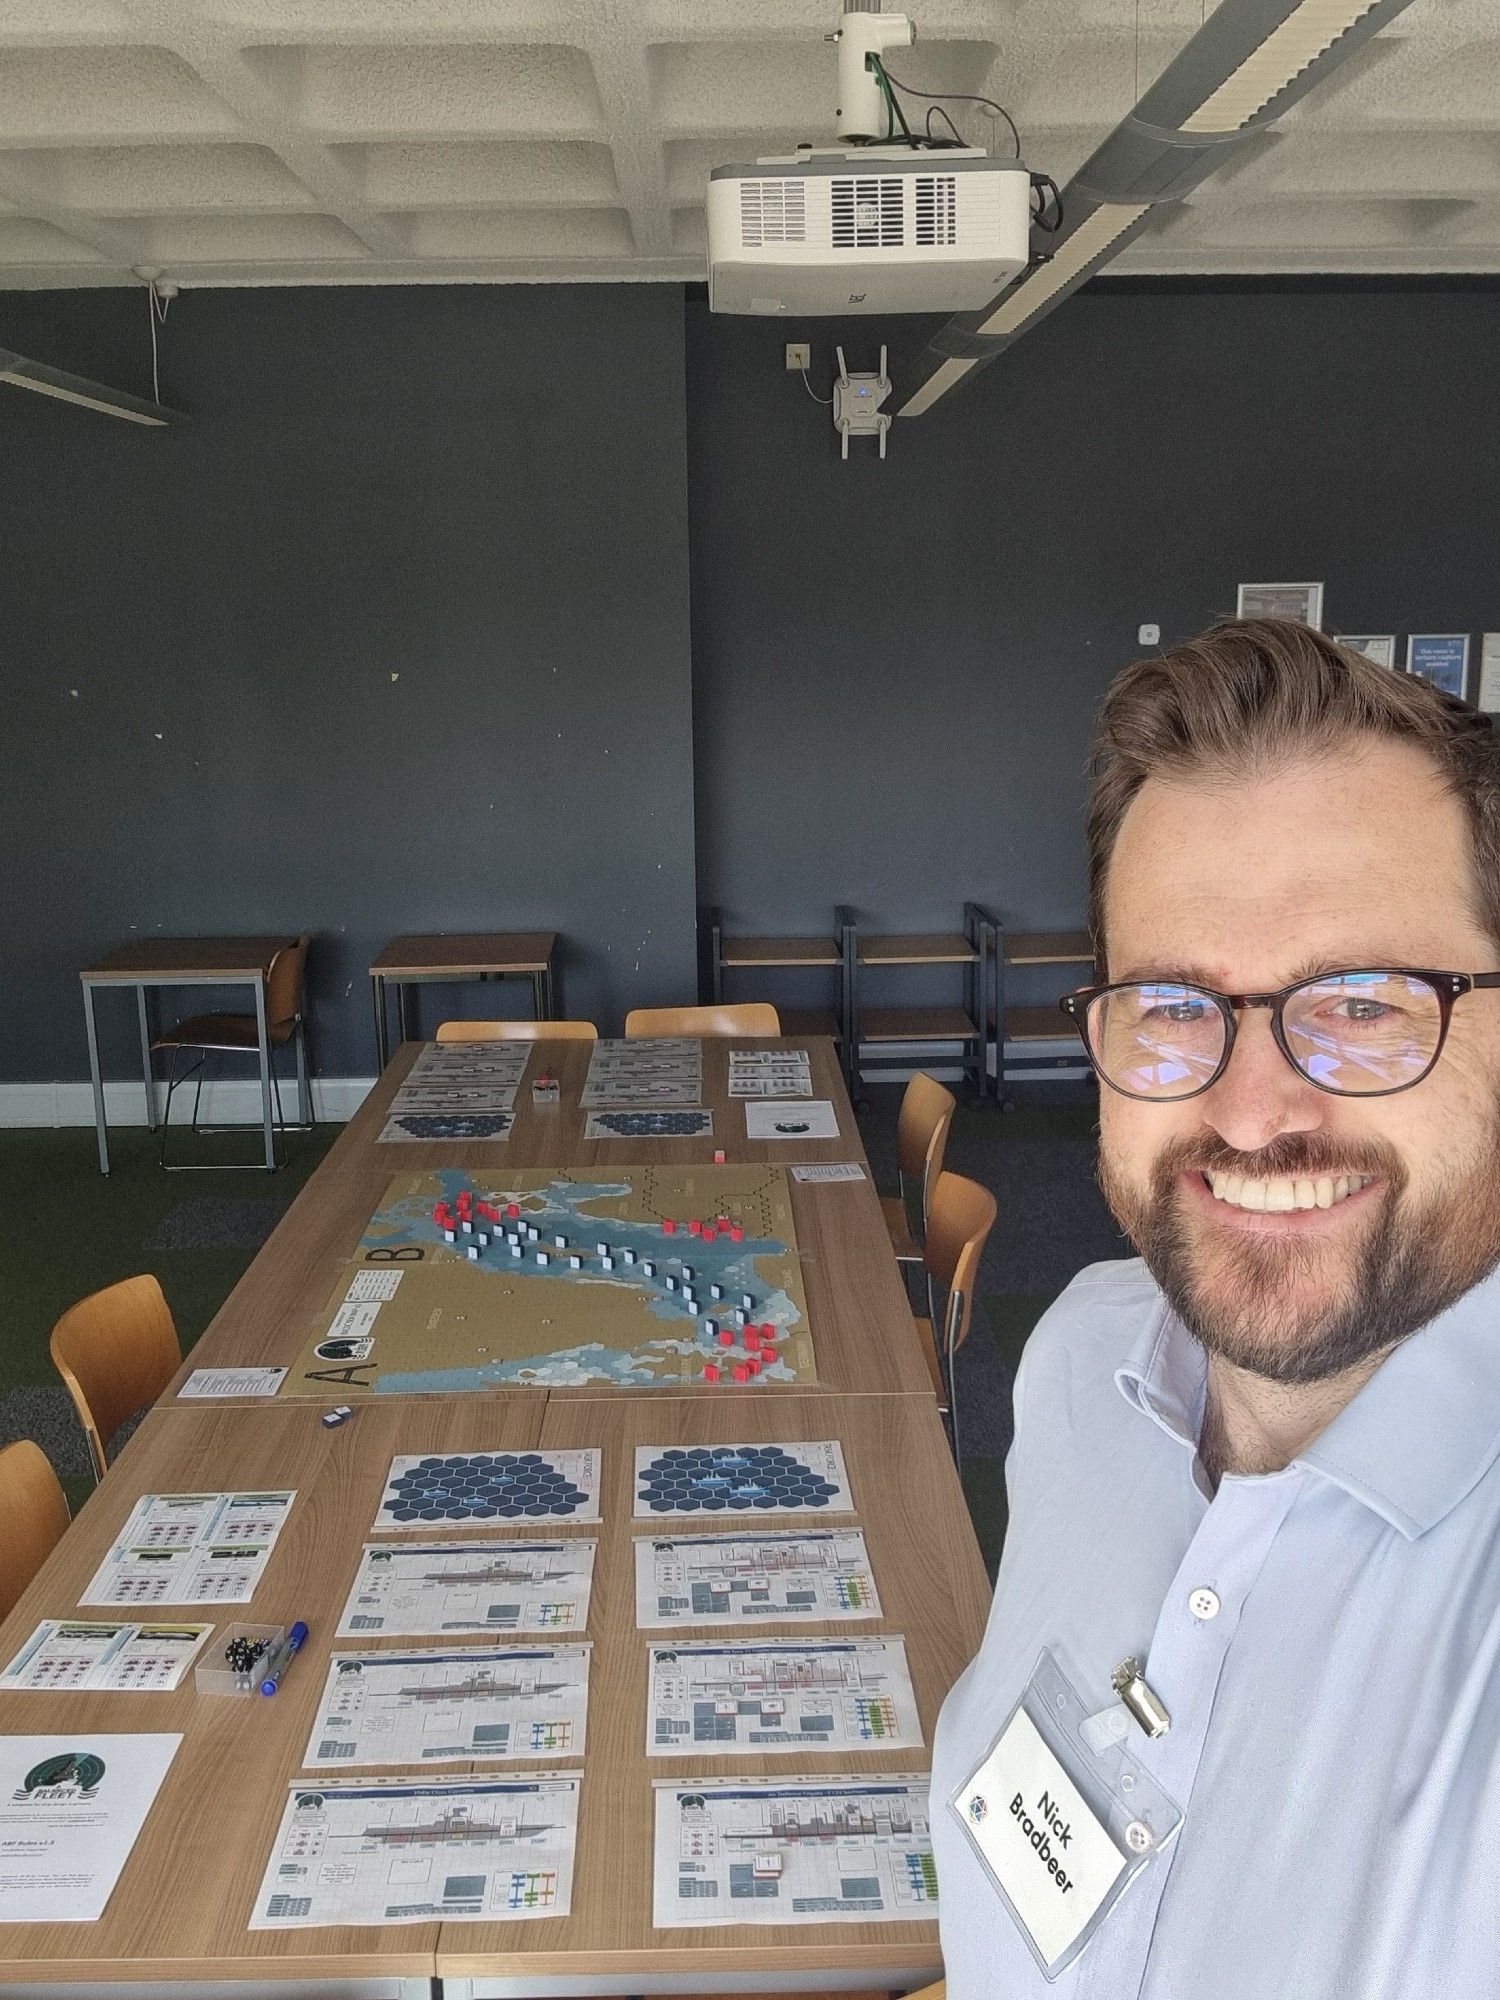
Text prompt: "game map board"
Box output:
[[373, 1451, 601, 1529], [633, 1443, 852, 1518], [583, 1109, 714, 1140], [378, 1043, 529, 1144], [282, 1167, 816, 1395]]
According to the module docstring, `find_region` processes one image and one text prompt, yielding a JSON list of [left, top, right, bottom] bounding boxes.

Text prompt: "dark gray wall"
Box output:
[[0, 285, 697, 1081], [686, 283, 1500, 999]]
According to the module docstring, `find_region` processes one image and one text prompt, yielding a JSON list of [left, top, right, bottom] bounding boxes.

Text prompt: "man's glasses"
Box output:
[[1060, 968, 1500, 1103]]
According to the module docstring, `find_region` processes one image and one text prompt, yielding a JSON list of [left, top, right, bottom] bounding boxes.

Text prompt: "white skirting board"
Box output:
[[0, 1076, 376, 1129]]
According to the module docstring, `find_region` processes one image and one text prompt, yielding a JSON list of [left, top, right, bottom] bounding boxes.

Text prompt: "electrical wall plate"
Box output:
[[832, 343, 892, 460]]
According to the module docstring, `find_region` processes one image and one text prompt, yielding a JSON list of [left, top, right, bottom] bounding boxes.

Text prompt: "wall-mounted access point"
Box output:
[[832, 344, 892, 460]]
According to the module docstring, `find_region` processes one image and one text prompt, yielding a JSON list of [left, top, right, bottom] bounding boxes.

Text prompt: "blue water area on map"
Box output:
[[364, 1172, 801, 1391]]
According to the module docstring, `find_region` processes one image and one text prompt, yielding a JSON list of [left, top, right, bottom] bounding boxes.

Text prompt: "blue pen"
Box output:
[[259, 1621, 309, 1697]]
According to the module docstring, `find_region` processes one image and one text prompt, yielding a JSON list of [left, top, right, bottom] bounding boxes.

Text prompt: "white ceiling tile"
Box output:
[[337, 138, 619, 208], [132, 209, 371, 262], [244, 41, 604, 139], [400, 204, 634, 258], [29, 140, 316, 212], [0, 211, 105, 258], [0, 45, 235, 143]]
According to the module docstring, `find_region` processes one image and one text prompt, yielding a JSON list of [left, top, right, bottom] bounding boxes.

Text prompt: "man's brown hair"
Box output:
[[1087, 617, 1500, 972]]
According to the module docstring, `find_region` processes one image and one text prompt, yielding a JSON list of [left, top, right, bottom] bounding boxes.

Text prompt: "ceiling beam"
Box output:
[[899, 0, 1420, 419]]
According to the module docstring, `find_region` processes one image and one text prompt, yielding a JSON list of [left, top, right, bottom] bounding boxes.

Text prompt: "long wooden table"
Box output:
[[173, 1037, 933, 1400], [0, 1036, 991, 1993], [0, 1397, 987, 1992]]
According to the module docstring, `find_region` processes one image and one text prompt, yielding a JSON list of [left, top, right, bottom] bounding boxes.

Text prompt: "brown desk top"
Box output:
[[81, 937, 293, 983], [0, 1398, 546, 1985], [179, 1036, 932, 1398], [438, 1392, 989, 1983], [0, 1393, 986, 1984], [369, 932, 557, 977]]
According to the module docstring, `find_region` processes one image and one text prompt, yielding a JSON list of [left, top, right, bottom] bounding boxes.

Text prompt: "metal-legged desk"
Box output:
[[369, 931, 558, 1067], [79, 936, 296, 1175]]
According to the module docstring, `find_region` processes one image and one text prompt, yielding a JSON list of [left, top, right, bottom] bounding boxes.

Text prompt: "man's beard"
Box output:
[[1098, 1117, 1500, 1384]]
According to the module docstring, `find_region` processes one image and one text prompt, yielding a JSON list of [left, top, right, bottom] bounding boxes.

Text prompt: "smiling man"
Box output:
[[930, 619, 1500, 1996]]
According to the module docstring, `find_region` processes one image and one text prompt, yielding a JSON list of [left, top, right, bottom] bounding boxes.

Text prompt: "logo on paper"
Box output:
[[19, 1750, 105, 1800], [968, 1793, 988, 1823]]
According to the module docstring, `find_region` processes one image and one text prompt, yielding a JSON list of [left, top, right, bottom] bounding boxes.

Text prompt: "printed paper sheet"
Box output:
[[634, 1529, 880, 1628], [79, 1491, 294, 1607], [304, 1644, 590, 1766], [653, 1774, 937, 1928], [372, 1449, 602, 1531], [0, 1734, 182, 1923], [1, 1621, 213, 1694], [646, 1637, 921, 1755], [634, 1441, 853, 1519], [338, 1540, 597, 1638], [250, 1772, 581, 1928]]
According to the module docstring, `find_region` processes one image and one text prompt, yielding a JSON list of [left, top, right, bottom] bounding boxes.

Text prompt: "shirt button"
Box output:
[[1189, 1587, 1220, 1620]]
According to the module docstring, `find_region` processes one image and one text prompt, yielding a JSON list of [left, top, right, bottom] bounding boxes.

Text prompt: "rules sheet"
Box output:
[[646, 1636, 922, 1754], [337, 1540, 597, 1638], [0, 1734, 182, 1923], [653, 1774, 937, 1928], [634, 1529, 881, 1627], [78, 1490, 294, 1607], [249, 1772, 581, 1928], [304, 1643, 591, 1766]]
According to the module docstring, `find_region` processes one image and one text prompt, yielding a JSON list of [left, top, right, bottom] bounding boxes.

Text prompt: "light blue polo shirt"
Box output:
[[930, 1256, 1500, 1998]]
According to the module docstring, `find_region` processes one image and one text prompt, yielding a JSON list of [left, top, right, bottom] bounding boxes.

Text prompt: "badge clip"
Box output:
[[1110, 1657, 1170, 1739]]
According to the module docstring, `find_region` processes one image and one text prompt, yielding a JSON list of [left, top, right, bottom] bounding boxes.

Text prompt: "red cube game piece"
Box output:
[[718, 1328, 734, 1347], [506, 1202, 519, 1218], [732, 1362, 750, 1383], [663, 1218, 677, 1235], [703, 1363, 720, 1383], [729, 1225, 744, 1242]]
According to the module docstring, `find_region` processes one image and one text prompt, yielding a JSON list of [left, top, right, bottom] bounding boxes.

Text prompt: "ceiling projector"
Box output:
[[707, 8, 1032, 316]]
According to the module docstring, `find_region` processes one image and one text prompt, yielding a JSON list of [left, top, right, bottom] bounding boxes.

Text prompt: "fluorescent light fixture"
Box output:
[[899, 0, 1414, 417], [0, 348, 176, 426]]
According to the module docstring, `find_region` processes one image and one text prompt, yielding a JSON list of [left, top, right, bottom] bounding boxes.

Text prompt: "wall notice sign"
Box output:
[[1406, 633, 1471, 697], [1237, 582, 1323, 627], [1478, 635, 1500, 713], [1337, 634, 1396, 670]]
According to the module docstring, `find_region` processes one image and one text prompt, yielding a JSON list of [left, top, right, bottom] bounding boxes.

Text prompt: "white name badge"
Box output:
[[949, 1649, 1183, 1982], [955, 1706, 1127, 1970]]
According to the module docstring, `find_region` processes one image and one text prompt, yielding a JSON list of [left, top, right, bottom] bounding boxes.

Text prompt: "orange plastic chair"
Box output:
[[625, 1003, 781, 1038], [913, 1171, 997, 1424], [882, 1072, 956, 1264], [0, 1441, 71, 1623], [50, 1274, 182, 1482], [436, 1020, 597, 1042]]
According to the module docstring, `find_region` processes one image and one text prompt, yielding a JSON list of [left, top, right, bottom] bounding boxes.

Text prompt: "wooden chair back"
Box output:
[[50, 1274, 182, 1482], [923, 1170, 998, 1357], [624, 1003, 781, 1038], [266, 933, 310, 1030], [896, 1072, 956, 1215], [0, 1441, 70, 1623], [436, 1020, 597, 1042]]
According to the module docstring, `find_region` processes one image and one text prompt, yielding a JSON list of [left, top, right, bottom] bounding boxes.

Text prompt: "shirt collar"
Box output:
[[1116, 1263, 1500, 1540]]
